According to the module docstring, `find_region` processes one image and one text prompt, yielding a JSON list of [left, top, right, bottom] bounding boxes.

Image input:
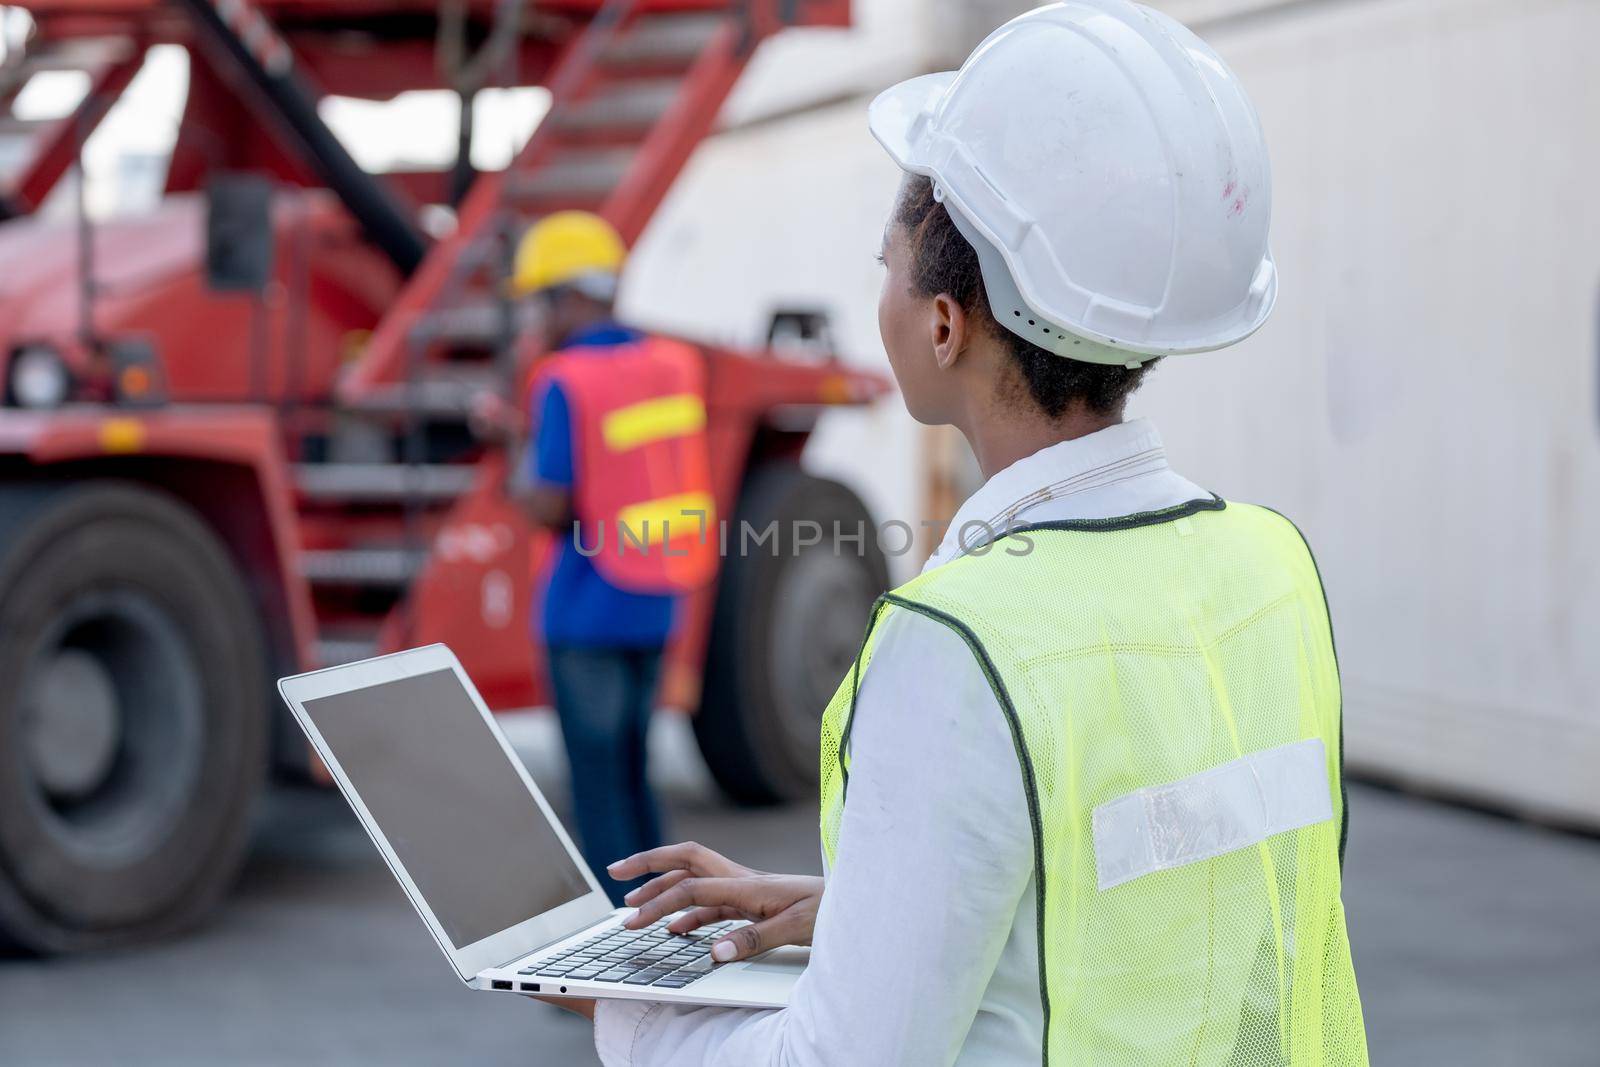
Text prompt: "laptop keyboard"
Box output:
[[517, 917, 742, 989]]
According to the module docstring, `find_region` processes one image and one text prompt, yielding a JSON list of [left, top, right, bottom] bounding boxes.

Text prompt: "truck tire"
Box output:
[[0, 483, 267, 953], [695, 464, 889, 805]]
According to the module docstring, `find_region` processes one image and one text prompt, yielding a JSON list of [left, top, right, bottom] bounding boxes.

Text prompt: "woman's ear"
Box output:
[[930, 293, 969, 371]]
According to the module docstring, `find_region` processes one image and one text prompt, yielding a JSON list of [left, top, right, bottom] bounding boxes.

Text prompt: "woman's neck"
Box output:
[[960, 406, 1121, 480]]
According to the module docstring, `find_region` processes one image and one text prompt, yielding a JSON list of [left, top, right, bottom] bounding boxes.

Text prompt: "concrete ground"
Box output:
[[1, 714, 1597, 1066]]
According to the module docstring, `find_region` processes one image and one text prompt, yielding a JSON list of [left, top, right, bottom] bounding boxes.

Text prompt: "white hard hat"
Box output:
[[869, 0, 1276, 365]]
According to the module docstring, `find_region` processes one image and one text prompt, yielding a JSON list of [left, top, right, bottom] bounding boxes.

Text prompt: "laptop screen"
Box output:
[[302, 667, 592, 949]]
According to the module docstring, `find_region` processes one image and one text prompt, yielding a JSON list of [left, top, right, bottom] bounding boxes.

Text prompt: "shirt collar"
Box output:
[[924, 418, 1171, 570], [559, 320, 640, 350]]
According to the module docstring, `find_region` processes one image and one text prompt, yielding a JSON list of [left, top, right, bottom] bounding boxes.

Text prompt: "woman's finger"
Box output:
[[622, 867, 691, 908], [667, 905, 739, 935], [709, 878, 822, 957], [624, 876, 757, 929], [709, 913, 804, 963], [607, 841, 733, 882]]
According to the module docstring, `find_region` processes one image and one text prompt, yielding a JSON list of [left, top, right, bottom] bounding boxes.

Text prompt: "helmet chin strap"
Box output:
[[940, 194, 1151, 370]]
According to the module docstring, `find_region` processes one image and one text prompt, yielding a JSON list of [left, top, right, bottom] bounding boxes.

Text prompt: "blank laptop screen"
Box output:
[[302, 668, 592, 949]]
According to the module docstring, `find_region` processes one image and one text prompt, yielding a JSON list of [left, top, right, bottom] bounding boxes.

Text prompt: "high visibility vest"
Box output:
[[533, 336, 718, 594], [820, 499, 1368, 1066]]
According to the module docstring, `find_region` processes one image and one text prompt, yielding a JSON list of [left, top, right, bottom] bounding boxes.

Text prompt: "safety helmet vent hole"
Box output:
[[1027, 320, 1036, 326]]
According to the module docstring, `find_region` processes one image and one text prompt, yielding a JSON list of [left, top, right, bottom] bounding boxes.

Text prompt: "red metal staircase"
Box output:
[[339, 1, 811, 400]]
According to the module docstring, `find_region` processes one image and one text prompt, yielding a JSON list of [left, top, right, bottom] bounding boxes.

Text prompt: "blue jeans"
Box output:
[[546, 645, 666, 905]]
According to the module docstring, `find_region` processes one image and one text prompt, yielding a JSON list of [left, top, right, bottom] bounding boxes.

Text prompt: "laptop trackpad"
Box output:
[[742, 946, 809, 975]]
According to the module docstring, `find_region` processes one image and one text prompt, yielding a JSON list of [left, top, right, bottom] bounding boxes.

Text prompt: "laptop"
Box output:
[[277, 643, 807, 1007]]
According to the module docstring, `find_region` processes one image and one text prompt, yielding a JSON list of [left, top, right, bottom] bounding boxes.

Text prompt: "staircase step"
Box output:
[[600, 13, 724, 69], [294, 463, 478, 504], [547, 79, 682, 136], [505, 147, 635, 204], [300, 546, 429, 587], [341, 368, 501, 419], [1, 38, 135, 97], [453, 233, 512, 274], [409, 299, 517, 346], [13, 37, 136, 76]]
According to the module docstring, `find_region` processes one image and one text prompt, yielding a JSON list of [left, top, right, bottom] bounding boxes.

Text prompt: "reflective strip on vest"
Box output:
[[615, 491, 716, 546], [1092, 738, 1334, 891], [602, 393, 707, 452]]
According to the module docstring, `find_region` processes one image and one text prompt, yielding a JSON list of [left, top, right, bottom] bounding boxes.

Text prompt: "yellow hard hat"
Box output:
[[511, 211, 627, 297]]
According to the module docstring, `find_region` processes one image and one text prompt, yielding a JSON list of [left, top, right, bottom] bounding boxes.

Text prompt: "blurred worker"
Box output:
[[545, 2, 1368, 1064], [513, 211, 717, 906]]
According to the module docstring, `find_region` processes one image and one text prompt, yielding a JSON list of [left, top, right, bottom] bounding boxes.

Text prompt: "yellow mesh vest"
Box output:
[[819, 499, 1368, 1066]]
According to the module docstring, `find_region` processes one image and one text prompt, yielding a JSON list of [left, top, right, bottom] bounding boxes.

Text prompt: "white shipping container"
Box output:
[[629, 0, 1600, 823]]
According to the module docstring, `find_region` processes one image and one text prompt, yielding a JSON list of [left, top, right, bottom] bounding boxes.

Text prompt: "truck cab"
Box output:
[[0, 0, 888, 953]]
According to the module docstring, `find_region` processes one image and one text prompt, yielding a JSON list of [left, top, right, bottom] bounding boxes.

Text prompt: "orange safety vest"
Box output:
[[531, 336, 718, 595]]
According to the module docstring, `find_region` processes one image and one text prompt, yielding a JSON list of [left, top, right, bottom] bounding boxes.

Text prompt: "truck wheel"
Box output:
[[0, 483, 267, 953], [695, 464, 889, 805]]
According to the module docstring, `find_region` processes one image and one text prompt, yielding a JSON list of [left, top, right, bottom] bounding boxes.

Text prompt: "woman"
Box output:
[[552, 3, 1369, 1064]]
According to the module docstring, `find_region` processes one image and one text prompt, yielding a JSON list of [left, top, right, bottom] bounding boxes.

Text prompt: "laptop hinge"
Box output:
[[491, 914, 619, 972]]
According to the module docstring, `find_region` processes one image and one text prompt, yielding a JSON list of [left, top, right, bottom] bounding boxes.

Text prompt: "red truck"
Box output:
[[0, 0, 889, 953]]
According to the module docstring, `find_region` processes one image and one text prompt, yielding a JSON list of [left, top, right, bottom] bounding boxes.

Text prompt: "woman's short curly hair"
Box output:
[[893, 175, 1155, 419]]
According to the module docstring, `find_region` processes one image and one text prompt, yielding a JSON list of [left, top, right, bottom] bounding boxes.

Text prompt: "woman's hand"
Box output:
[[609, 842, 824, 964]]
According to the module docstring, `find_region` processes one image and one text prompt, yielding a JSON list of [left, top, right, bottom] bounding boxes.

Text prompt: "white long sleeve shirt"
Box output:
[[592, 419, 1207, 1067]]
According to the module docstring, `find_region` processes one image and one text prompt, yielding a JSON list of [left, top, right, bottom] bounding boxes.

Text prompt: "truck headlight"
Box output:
[[8, 347, 72, 409]]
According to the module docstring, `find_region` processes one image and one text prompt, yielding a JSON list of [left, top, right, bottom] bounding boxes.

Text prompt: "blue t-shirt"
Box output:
[[527, 322, 678, 648]]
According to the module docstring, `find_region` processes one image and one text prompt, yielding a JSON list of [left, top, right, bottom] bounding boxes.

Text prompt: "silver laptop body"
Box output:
[[277, 644, 805, 1008]]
